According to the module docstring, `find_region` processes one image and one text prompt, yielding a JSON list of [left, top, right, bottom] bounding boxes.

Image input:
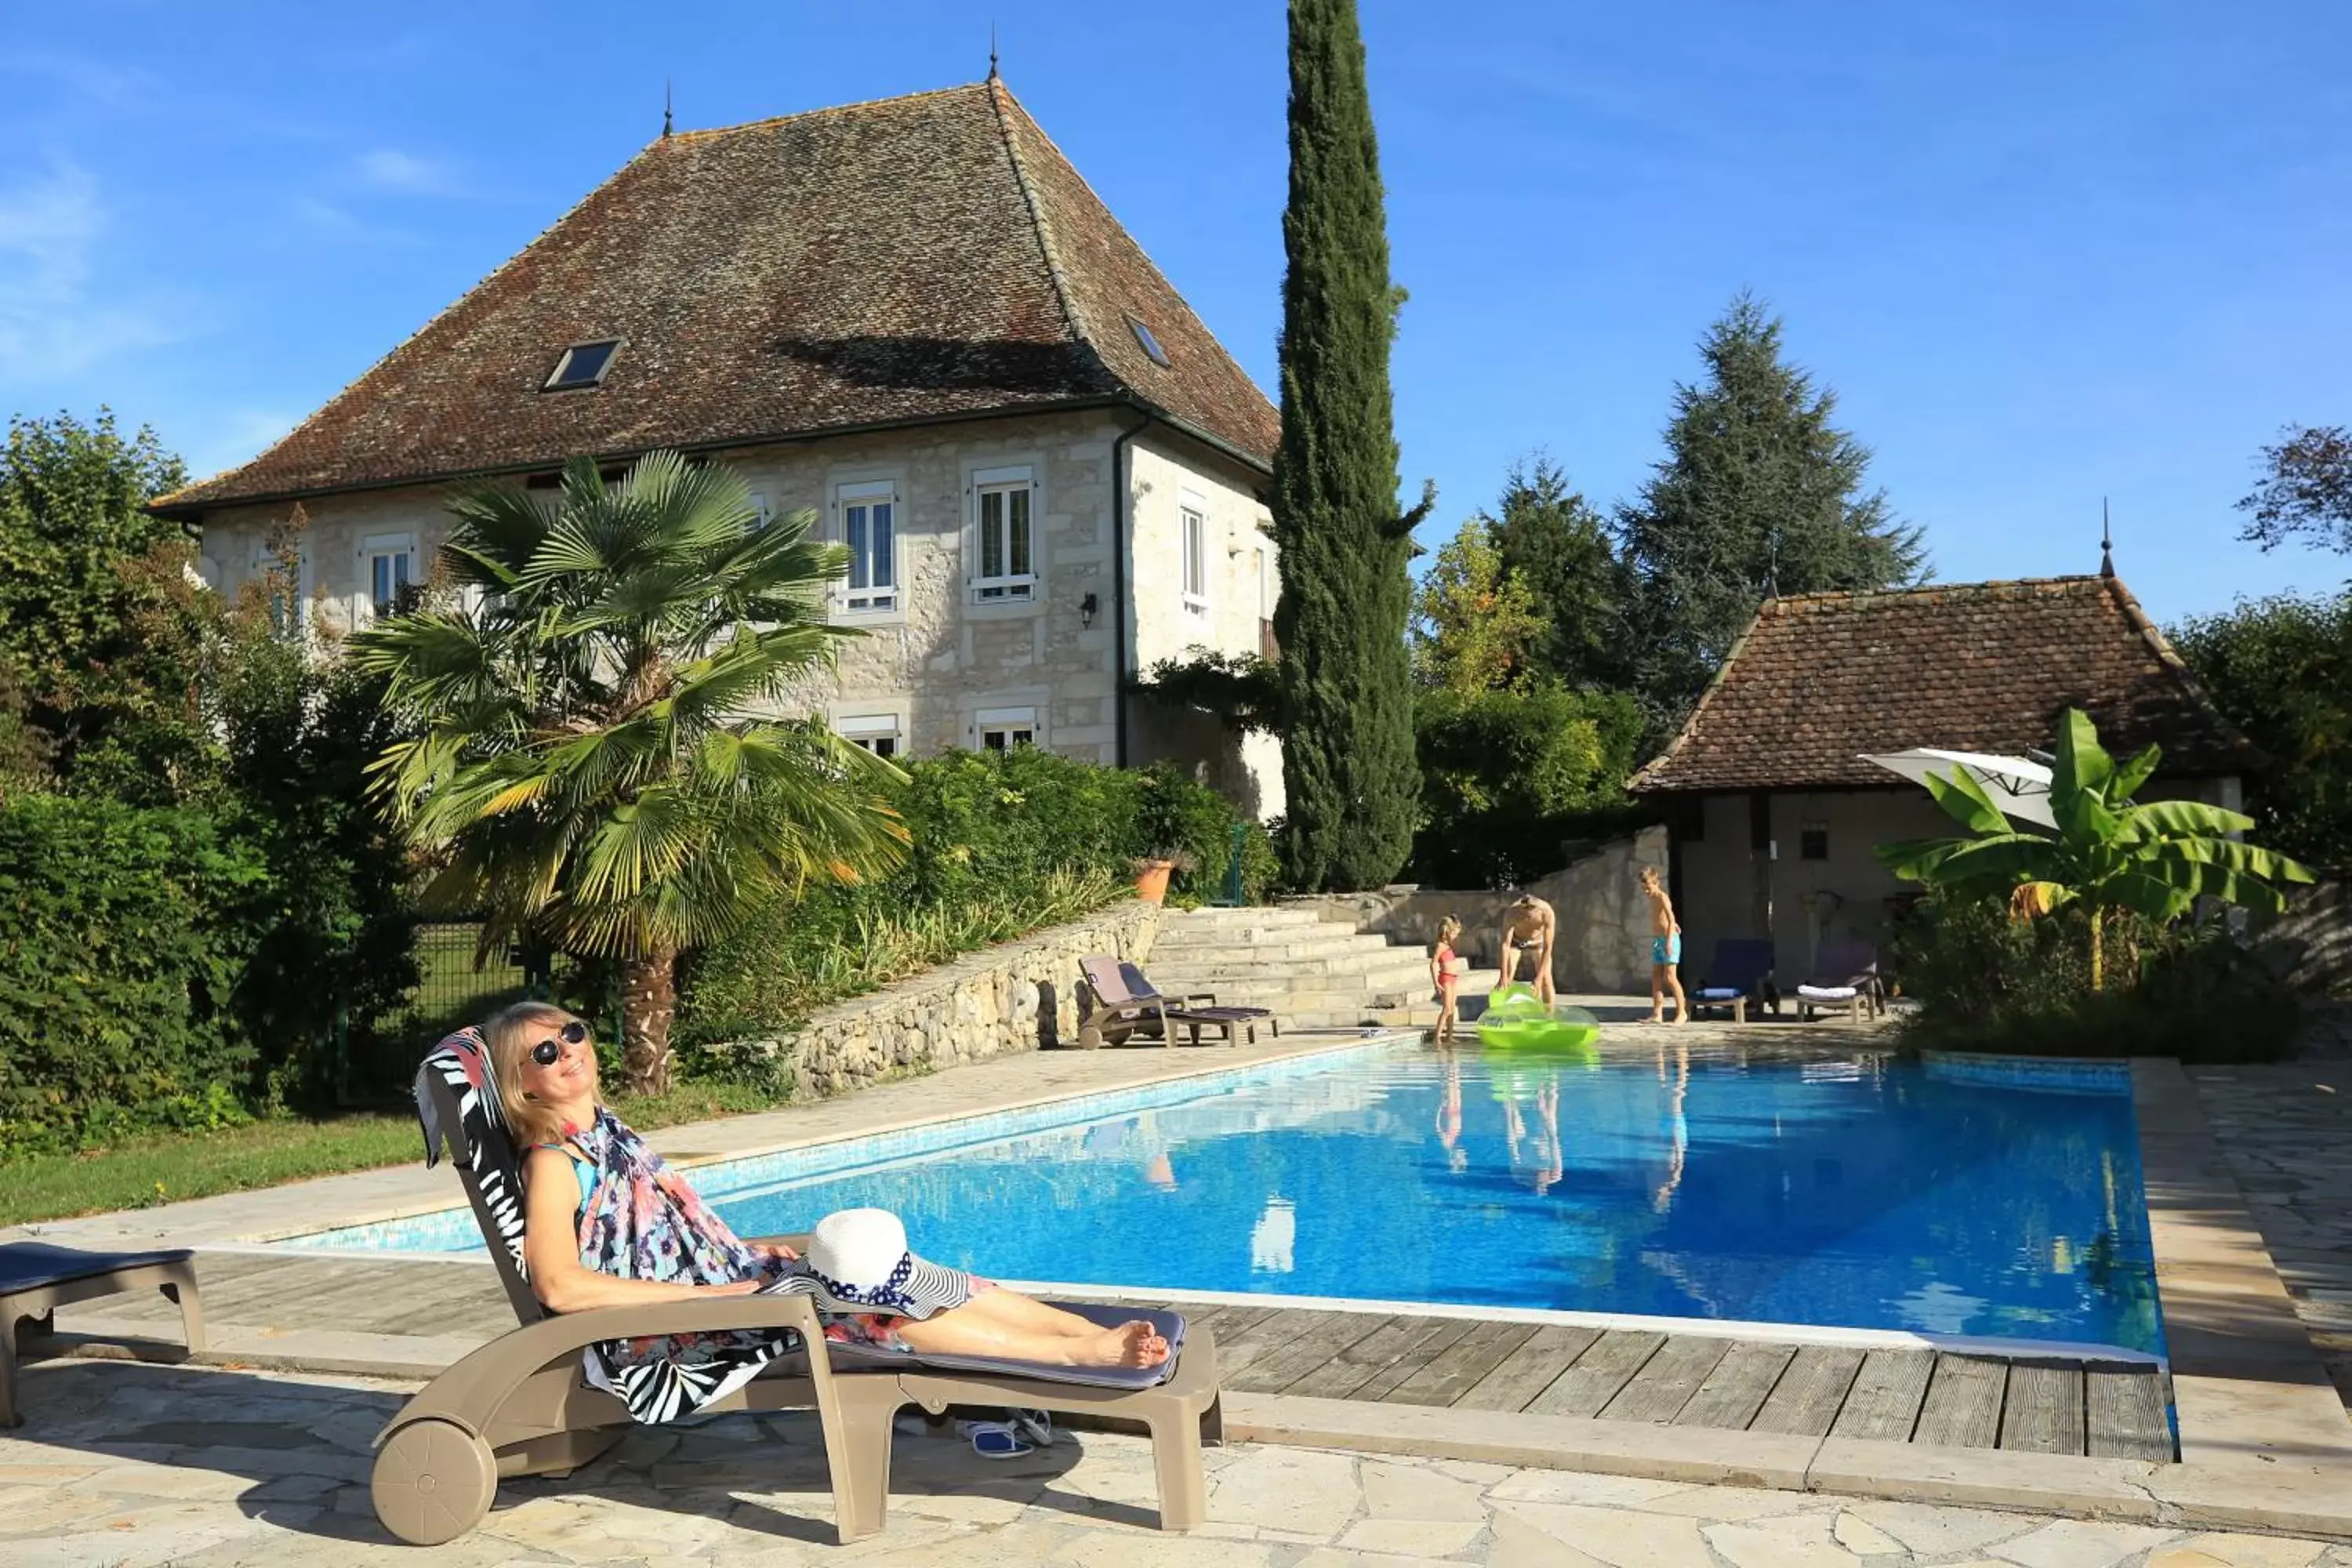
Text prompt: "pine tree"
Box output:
[[1486, 456, 1630, 690], [1617, 293, 1926, 739], [1271, 0, 1428, 892]]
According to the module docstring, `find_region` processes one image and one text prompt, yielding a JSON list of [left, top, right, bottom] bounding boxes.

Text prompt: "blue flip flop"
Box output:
[[957, 1419, 1036, 1460]]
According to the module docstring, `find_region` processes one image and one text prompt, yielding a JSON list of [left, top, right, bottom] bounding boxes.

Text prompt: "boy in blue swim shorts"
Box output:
[[1638, 866, 1689, 1025]]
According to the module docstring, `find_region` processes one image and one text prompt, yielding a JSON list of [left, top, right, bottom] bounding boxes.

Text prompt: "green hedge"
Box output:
[[0, 795, 272, 1153], [1410, 684, 1648, 887], [1890, 893, 2299, 1062], [676, 749, 1272, 1055]]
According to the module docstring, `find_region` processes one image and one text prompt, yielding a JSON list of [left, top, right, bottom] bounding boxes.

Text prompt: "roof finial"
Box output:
[[662, 78, 673, 139], [2100, 497, 2114, 578], [989, 22, 1000, 81]]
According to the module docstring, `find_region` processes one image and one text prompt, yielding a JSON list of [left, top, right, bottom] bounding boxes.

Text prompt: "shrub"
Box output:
[[1410, 684, 1648, 887], [674, 749, 1269, 1058], [1891, 892, 2299, 1062], [0, 794, 272, 1153]]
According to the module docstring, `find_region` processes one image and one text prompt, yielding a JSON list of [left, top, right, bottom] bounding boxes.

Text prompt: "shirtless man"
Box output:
[[1639, 866, 1690, 1024], [1496, 894, 1557, 1006]]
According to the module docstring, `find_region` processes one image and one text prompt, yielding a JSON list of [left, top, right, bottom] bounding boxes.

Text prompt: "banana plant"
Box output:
[[1876, 707, 2314, 989]]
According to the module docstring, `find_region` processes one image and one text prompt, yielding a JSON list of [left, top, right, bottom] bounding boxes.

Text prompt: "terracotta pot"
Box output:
[[1133, 859, 1175, 905]]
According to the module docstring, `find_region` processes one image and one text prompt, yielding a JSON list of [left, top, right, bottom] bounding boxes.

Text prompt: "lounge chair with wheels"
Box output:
[[1688, 938, 1777, 1023], [1790, 940, 1885, 1023], [371, 1031, 1222, 1548], [1, 1243, 205, 1427], [1079, 956, 1279, 1047]]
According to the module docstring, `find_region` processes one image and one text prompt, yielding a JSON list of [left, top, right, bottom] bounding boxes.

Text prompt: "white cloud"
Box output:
[[358, 147, 461, 195], [0, 158, 185, 380]]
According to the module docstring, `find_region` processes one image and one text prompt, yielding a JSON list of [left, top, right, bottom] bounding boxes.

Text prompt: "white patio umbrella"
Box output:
[[1860, 748, 2057, 829]]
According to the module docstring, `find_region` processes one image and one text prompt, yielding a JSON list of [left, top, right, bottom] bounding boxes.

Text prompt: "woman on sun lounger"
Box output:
[[484, 1001, 1167, 1376]]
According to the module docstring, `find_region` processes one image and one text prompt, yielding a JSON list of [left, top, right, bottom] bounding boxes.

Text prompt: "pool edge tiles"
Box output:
[[273, 1033, 1420, 1254]]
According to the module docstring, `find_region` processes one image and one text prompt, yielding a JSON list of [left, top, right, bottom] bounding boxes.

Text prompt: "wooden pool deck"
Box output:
[[49, 1248, 2176, 1464]]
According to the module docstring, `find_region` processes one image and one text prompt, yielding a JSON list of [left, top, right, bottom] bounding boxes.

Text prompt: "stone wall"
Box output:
[[1282, 826, 1671, 995], [2270, 878, 2352, 997], [720, 899, 1161, 1100]]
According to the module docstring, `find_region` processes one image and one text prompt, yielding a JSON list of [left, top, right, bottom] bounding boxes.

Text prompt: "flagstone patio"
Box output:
[[3, 1359, 2347, 1568]]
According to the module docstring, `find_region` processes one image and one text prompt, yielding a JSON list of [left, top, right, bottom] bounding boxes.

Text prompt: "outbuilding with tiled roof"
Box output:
[[1631, 568, 2258, 983]]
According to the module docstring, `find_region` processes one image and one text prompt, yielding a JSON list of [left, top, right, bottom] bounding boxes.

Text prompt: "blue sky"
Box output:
[[3, 2, 2347, 623]]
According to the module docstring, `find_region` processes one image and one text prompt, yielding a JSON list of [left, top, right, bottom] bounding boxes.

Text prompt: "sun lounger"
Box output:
[[1689, 938, 1777, 1023], [371, 1031, 1222, 1548], [1078, 955, 1278, 1047], [1, 1243, 205, 1427], [1790, 941, 1885, 1023]]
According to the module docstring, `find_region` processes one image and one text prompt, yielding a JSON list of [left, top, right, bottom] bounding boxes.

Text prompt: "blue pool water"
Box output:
[[313, 1042, 2162, 1356]]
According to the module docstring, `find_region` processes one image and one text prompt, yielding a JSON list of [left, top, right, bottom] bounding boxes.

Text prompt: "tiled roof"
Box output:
[[158, 81, 1277, 514], [1632, 574, 2261, 793]]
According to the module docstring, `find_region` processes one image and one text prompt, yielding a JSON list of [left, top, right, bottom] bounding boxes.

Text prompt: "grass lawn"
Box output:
[[1, 1082, 780, 1229]]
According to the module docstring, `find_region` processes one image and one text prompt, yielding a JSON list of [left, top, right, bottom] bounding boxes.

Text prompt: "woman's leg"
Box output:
[[894, 1293, 1167, 1368]]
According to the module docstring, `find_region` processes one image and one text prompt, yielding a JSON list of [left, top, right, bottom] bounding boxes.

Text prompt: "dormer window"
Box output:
[[1126, 315, 1170, 368], [543, 339, 622, 391]]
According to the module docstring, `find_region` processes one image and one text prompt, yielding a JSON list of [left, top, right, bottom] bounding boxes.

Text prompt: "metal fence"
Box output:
[[387, 922, 533, 1044]]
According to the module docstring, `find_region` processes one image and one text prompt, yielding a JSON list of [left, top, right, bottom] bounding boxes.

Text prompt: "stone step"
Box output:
[[1142, 949, 1431, 982], [1146, 933, 1413, 964], [1158, 906, 1325, 930]]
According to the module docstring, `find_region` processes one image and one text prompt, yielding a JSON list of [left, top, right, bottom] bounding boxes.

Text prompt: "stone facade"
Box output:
[[1283, 827, 1671, 995], [716, 898, 1160, 1101], [1123, 430, 1285, 818], [188, 410, 1282, 809]]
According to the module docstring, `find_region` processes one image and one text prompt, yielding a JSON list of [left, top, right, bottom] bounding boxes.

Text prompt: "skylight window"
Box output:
[[543, 339, 622, 391], [1126, 315, 1170, 368]]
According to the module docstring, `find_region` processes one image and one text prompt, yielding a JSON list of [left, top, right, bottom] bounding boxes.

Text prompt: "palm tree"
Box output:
[[1877, 708, 2313, 989], [350, 452, 906, 1093]]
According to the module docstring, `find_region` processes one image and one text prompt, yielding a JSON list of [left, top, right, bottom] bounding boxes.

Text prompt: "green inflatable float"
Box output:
[[1475, 984, 1601, 1062]]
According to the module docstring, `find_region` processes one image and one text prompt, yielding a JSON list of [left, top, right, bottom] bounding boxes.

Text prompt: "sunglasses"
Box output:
[[530, 1020, 590, 1066]]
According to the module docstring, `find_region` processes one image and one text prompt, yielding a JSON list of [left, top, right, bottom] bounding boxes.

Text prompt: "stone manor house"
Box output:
[[156, 78, 1287, 815]]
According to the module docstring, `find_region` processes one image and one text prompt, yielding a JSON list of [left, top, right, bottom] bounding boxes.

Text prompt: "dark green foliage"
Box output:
[[2238, 425, 2352, 554], [1616, 294, 1926, 743], [0, 411, 203, 790], [677, 750, 1271, 1055], [1486, 458, 1631, 690], [0, 795, 271, 1153], [1130, 650, 1283, 735], [218, 644, 422, 1105], [1410, 686, 1648, 887], [2171, 590, 2352, 872], [1271, 0, 1425, 892], [1891, 894, 2299, 1063]]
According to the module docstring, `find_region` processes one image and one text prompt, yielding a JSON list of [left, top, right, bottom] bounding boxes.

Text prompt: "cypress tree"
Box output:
[[1617, 293, 1926, 742], [1271, 0, 1428, 892]]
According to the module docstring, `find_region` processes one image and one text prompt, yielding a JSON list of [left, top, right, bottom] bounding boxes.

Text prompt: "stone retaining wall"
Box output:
[[2270, 877, 2352, 997], [719, 900, 1161, 1099], [1283, 826, 1670, 994]]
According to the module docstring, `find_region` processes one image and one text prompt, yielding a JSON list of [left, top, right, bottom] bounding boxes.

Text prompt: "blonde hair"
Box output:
[[484, 1000, 597, 1149], [1638, 866, 1663, 890], [1437, 916, 1462, 943]]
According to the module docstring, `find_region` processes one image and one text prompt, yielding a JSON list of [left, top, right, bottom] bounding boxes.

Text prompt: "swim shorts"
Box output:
[[1649, 934, 1682, 966]]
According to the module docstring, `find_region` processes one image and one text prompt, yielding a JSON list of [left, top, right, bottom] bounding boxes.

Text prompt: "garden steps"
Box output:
[[1142, 905, 1439, 1031]]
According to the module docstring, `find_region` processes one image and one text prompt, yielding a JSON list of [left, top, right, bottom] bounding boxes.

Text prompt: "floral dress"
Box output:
[[545, 1109, 971, 1422]]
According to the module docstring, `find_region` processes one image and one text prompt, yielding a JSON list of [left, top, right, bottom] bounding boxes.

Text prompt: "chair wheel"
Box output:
[[372, 1417, 496, 1545]]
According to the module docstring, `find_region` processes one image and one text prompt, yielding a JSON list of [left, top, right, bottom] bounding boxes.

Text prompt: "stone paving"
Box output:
[[2190, 1057, 2352, 1417], [3, 1359, 2347, 1568]]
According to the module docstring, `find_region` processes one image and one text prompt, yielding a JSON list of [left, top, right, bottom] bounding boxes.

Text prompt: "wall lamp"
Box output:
[[1080, 591, 1099, 630]]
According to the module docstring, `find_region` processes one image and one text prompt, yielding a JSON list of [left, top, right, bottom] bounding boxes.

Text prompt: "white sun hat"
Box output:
[[798, 1208, 975, 1318]]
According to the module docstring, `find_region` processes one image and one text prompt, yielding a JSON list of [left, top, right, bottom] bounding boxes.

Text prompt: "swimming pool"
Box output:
[[292, 1040, 2163, 1358]]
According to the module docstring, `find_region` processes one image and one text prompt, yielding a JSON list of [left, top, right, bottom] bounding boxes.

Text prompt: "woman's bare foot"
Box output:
[[1064, 1320, 1170, 1367]]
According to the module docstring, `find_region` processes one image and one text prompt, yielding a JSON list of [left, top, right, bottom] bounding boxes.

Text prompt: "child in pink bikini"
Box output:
[[1432, 916, 1468, 1045]]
